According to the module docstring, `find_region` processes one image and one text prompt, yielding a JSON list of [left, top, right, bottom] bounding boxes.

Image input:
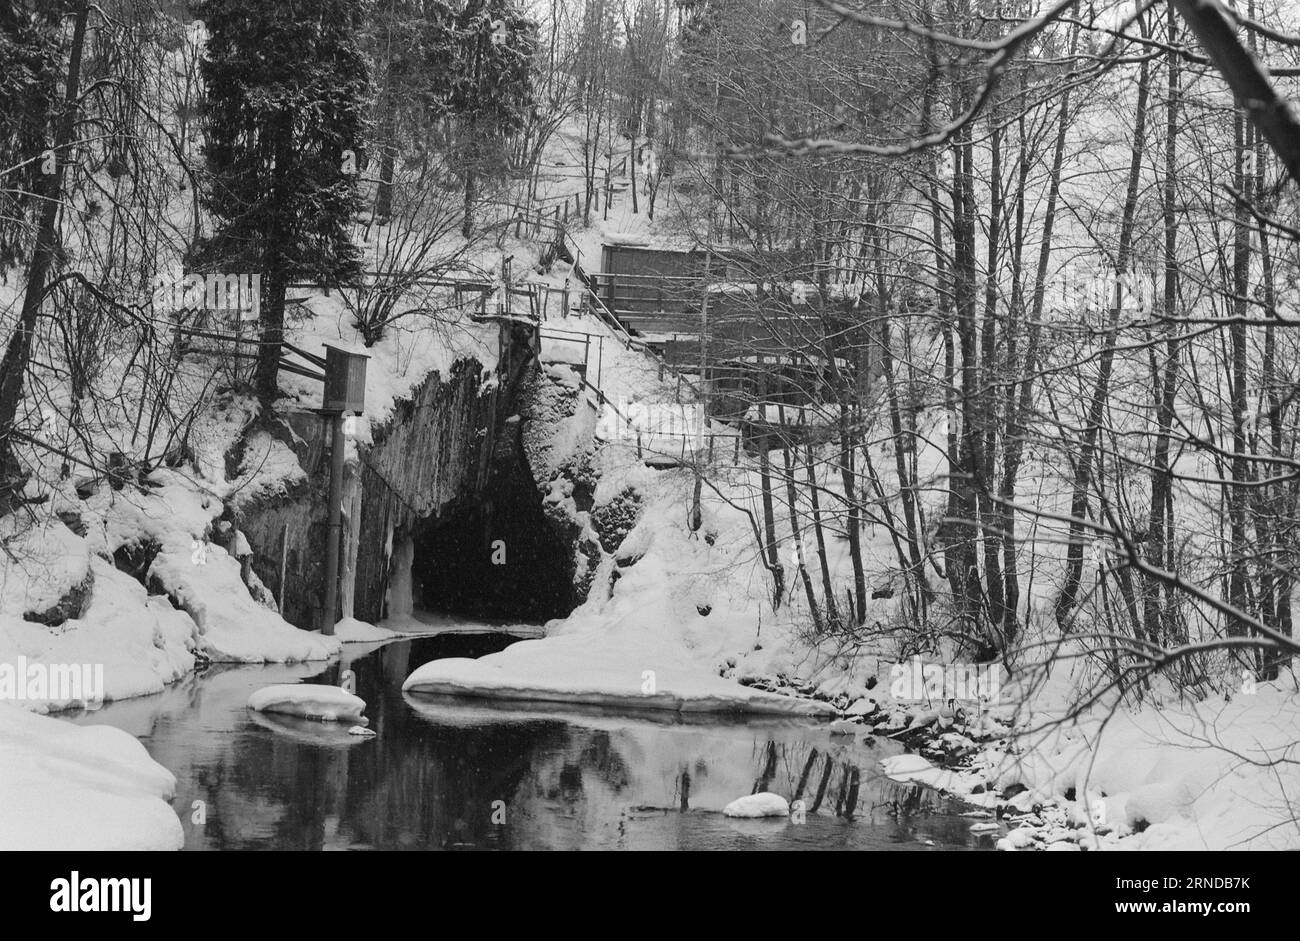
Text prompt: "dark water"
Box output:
[[72, 634, 999, 850]]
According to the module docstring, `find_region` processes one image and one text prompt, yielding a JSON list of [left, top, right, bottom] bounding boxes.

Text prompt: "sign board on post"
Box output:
[[318, 344, 367, 637], [324, 345, 368, 413]]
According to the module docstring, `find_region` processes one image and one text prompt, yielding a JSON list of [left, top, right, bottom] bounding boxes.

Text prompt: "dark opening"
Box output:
[[410, 457, 574, 622]]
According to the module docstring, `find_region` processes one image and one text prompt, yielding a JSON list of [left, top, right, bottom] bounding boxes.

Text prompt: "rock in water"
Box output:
[[722, 792, 791, 818], [247, 684, 367, 723]]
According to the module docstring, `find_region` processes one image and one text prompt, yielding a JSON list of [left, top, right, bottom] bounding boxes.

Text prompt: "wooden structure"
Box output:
[[589, 242, 872, 449]]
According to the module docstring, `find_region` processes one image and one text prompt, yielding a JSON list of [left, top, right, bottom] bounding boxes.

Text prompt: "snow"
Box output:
[[0, 704, 182, 850], [990, 685, 1300, 849], [0, 516, 88, 619], [149, 536, 339, 663], [722, 792, 790, 817], [379, 609, 545, 638], [0, 558, 197, 712], [274, 289, 501, 426], [404, 630, 835, 715], [226, 432, 307, 510], [332, 617, 400, 643], [247, 683, 367, 723], [881, 753, 970, 795], [538, 333, 591, 365]]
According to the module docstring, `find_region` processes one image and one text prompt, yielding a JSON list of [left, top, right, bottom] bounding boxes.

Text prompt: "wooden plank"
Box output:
[[277, 359, 326, 382]]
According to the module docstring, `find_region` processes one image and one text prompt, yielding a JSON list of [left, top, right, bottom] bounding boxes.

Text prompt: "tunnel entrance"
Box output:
[[408, 453, 575, 623]]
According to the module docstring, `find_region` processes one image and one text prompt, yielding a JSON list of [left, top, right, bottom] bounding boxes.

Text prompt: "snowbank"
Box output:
[[247, 683, 367, 722], [332, 617, 400, 643], [0, 558, 197, 712], [0, 704, 183, 850], [993, 686, 1300, 849], [150, 536, 338, 663], [881, 753, 975, 797], [403, 629, 833, 716]]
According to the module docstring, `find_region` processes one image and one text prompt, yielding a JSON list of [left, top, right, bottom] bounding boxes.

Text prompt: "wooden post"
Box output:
[[319, 409, 345, 635], [277, 521, 289, 613]]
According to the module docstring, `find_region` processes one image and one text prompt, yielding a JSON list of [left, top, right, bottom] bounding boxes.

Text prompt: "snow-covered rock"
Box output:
[[722, 792, 790, 818], [247, 684, 367, 723], [403, 630, 835, 716], [846, 698, 877, 717], [1006, 826, 1041, 849]]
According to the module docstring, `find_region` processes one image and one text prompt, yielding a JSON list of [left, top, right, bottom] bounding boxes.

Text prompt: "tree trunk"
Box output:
[[1145, 9, 1181, 645], [781, 420, 821, 631], [0, 1, 90, 503], [462, 165, 477, 239], [1056, 54, 1150, 631], [758, 431, 784, 609], [805, 443, 839, 627]]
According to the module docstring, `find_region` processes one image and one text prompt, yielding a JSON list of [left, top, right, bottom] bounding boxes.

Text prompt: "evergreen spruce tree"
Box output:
[[191, 0, 370, 403], [0, 0, 64, 272], [446, 0, 535, 237]]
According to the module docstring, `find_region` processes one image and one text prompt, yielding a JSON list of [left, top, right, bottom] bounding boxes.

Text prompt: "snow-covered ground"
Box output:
[[0, 703, 183, 850], [333, 616, 402, 643]]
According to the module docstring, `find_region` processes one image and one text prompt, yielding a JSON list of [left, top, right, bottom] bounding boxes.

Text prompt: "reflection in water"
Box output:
[[71, 635, 998, 851]]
